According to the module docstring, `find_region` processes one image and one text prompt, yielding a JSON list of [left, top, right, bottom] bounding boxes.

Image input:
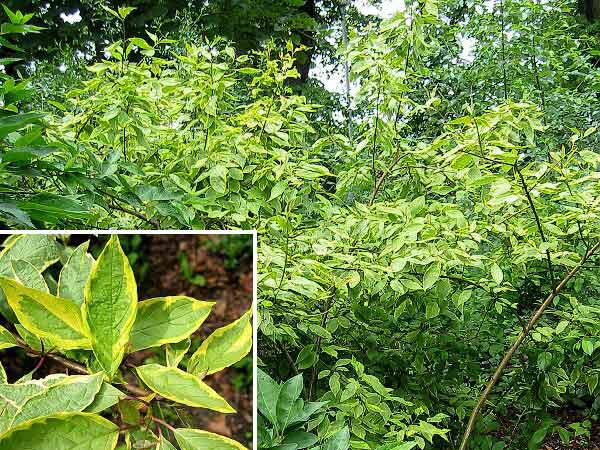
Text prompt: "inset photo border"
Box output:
[[0, 230, 257, 450]]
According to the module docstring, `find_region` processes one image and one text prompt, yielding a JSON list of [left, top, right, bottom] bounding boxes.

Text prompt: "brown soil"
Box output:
[[140, 234, 254, 446]]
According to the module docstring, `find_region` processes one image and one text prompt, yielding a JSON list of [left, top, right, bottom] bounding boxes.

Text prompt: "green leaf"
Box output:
[[130, 296, 213, 352], [588, 373, 598, 395], [340, 380, 359, 402], [582, 337, 595, 356], [537, 351, 552, 371], [188, 310, 252, 376], [101, 5, 121, 20], [283, 431, 318, 449], [57, 241, 94, 306], [308, 323, 331, 340], [0, 373, 103, 434], [166, 337, 191, 368], [276, 373, 303, 430], [0, 362, 5, 384], [0, 413, 118, 449], [0, 325, 16, 350], [157, 437, 178, 450], [425, 301, 440, 319], [85, 383, 126, 413], [10, 259, 49, 292], [422, 264, 440, 290], [0, 277, 90, 350], [329, 372, 341, 396], [491, 263, 503, 284], [269, 181, 288, 201], [210, 165, 228, 194], [0, 235, 60, 277], [528, 427, 547, 450], [174, 429, 248, 450], [17, 194, 90, 223], [296, 344, 317, 369], [0, 112, 45, 139], [136, 364, 235, 413], [118, 6, 136, 19], [83, 235, 138, 377], [257, 368, 281, 428], [322, 426, 350, 450]]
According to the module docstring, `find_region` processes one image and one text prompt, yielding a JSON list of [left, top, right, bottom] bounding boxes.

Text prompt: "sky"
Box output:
[[55, 0, 477, 95], [313, 0, 477, 95]]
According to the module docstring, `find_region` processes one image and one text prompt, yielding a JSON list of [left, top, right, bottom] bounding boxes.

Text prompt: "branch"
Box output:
[[96, 188, 160, 228], [515, 166, 556, 291], [14, 336, 154, 399], [459, 240, 600, 450], [371, 73, 383, 186], [368, 152, 408, 206]]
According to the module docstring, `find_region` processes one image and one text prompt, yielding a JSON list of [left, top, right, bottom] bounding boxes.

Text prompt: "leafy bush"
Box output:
[[258, 368, 330, 450], [2, 1, 600, 449], [0, 234, 252, 450]]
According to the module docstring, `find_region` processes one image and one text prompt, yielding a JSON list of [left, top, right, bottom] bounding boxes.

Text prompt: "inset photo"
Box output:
[[0, 232, 254, 450]]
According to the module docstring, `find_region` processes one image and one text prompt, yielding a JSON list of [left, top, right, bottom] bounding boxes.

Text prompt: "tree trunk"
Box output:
[[579, 0, 600, 21], [294, 0, 316, 82]]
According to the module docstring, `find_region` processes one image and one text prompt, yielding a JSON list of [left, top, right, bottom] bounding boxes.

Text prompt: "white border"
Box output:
[[253, 231, 258, 450], [0, 229, 258, 447]]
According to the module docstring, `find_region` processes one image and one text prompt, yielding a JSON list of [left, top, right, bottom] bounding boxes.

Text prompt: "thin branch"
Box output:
[[459, 240, 600, 450], [514, 166, 556, 291], [499, 0, 508, 100], [371, 72, 383, 186], [308, 289, 335, 401], [341, 0, 353, 140], [151, 417, 177, 433], [368, 152, 408, 205], [14, 336, 154, 399]]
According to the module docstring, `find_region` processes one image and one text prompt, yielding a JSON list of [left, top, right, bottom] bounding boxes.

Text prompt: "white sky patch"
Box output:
[[312, 0, 405, 96], [459, 36, 477, 64], [60, 10, 82, 24], [355, 0, 405, 18]]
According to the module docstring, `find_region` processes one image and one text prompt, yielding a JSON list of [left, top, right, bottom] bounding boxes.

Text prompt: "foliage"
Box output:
[[2, 1, 600, 449], [258, 368, 331, 450], [0, 234, 253, 450]]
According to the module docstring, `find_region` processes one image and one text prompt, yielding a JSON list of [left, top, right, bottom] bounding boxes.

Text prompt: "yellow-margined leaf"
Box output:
[[157, 437, 178, 450], [166, 338, 191, 368], [136, 364, 235, 413], [11, 259, 49, 293], [174, 429, 248, 450], [0, 235, 60, 322], [188, 310, 252, 376], [0, 277, 90, 350], [0, 235, 60, 276], [129, 296, 214, 352], [85, 383, 126, 413], [0, 412, 118, 450], [0, 373, 103, 435], [83, 235, 137, 377], [57, 241, 94, 306], [0, 325, 16, 350]]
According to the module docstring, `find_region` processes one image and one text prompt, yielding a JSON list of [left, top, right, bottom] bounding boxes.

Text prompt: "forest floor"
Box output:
[[494, 408, 600, 449], [1, 234, 254, 448]]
